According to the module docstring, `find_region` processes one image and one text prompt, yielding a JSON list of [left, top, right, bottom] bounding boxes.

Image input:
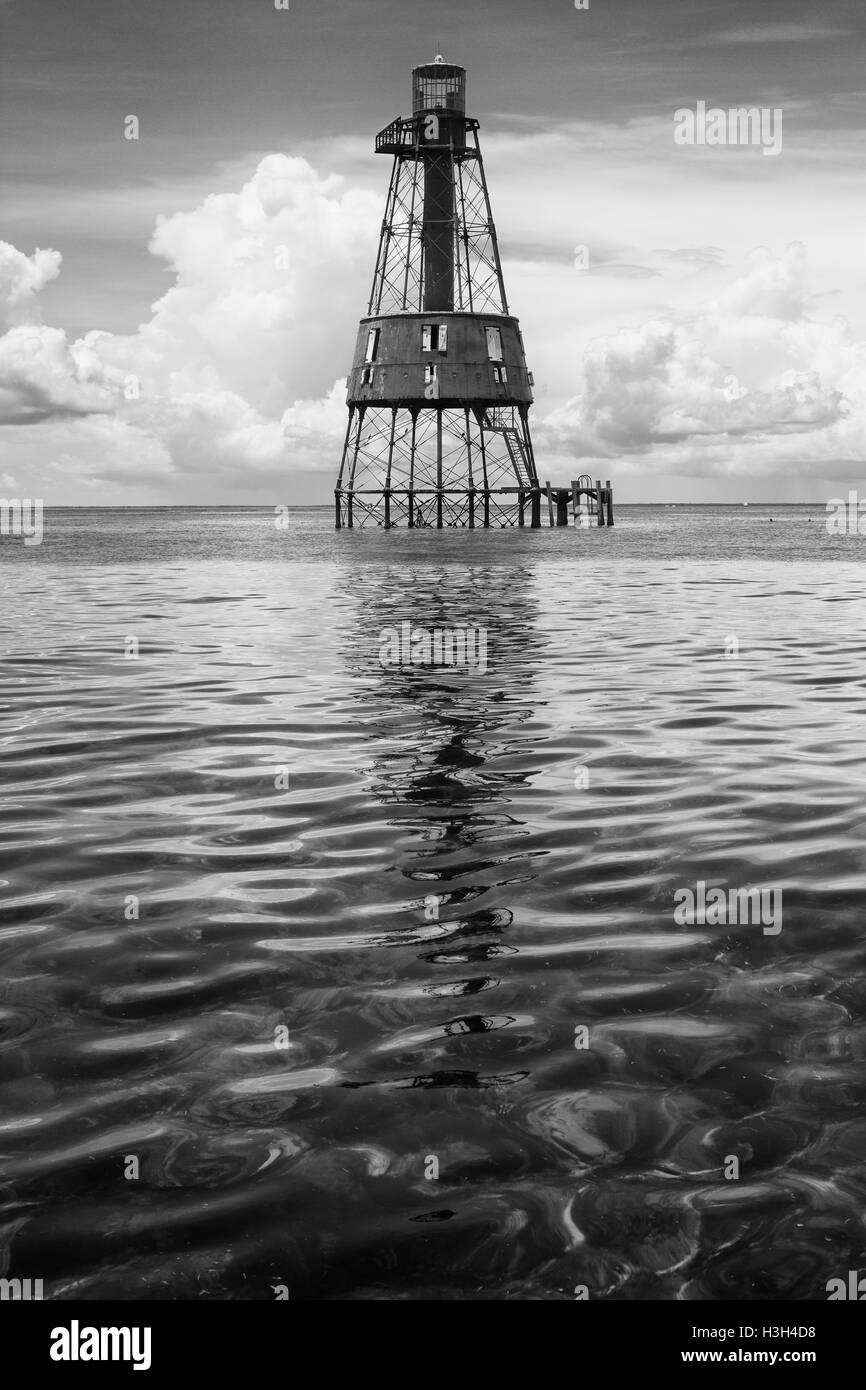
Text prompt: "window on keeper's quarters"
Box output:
[[485, 326, 503, 362], [422, 324, 447, 352], [365, 328, 380, 362]]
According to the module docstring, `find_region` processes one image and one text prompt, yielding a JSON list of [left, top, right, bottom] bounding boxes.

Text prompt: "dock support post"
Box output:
[[556, 490, 570, 526], [605, 480, 614, 527], [571, 479, 579, 527], [531, 489, 541, 528], [546, 481, 555, 527], [518, 489, 525, 526], [335, 490, 342, 530], [468, 489, 475, 529], [596, 478, 604, 526]]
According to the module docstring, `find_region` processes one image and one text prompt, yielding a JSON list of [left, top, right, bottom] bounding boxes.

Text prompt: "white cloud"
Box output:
[[0, 242, 62, 327], [0, 323, 123, 424], [537, 245, 866, 478], [0, 155, 380, 498], [710, 23, 852, 44], [0, 144, 864, 501]]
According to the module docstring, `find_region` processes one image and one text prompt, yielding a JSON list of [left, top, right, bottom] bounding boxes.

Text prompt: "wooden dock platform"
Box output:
[[543, 475, 614, 527]]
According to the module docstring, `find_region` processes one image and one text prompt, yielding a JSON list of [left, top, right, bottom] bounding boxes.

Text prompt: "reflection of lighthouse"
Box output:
[[334, 57, 541, 530], [333, 560, 546, 972]]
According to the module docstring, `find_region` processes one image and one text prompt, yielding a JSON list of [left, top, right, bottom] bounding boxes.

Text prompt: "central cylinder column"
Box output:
[[423, 153, 455, 311]]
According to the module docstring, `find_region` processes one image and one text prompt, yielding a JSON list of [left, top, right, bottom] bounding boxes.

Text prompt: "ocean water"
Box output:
[[1, 505, 865, 1301]]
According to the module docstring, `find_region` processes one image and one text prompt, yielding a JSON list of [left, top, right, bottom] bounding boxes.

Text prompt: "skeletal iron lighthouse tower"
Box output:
[[334, 58, 541, 529]]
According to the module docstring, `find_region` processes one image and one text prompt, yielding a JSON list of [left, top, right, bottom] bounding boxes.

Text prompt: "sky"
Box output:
[[1, 0, 864, 504]]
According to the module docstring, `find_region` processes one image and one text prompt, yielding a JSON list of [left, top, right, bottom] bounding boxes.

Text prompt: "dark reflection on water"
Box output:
[[1, 513, 866, 1299]]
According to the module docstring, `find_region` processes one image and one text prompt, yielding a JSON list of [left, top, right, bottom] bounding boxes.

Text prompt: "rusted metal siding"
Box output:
[[346, 312, 534, 406]]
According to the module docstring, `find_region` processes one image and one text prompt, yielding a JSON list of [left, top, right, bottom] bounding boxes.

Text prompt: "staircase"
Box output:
[[481, 410, 537, 490]]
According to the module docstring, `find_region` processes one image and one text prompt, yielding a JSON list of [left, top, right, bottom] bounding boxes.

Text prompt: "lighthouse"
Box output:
[[334, 57, 541, 529]]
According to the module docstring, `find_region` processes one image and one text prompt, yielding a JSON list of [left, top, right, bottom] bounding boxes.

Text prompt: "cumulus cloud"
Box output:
[[0, 324, 125, 424], [0, 243, 62, 327], [0, 154, 863, 498], [0, 155, 380, 495], [538, 244, 866, 478]]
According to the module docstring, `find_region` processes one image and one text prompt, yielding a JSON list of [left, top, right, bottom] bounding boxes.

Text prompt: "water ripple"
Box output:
[[1, 523, 865, 1298]]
